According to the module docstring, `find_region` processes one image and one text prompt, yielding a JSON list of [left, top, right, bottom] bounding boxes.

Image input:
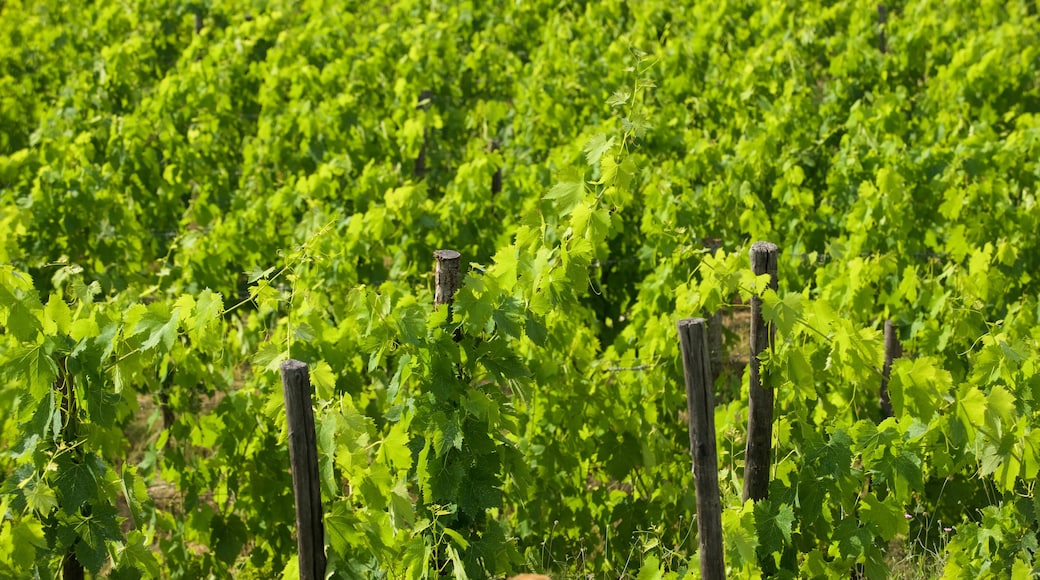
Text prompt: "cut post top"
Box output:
[[434, 249, 461, 261], [677, 317, 708, 330], [750, 241, 778, 255], [749, 241, 779, 279], [281, 359, 308, 373]]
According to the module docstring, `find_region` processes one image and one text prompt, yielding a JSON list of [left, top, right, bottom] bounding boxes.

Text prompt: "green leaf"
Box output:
[[583, 133, 615, 166], [311, 360, 336, 400], [69, 315, 100, 342], [1012, 556, 1033, 580], [446, 544, 469, 580], [118, 530, 160, 577], [860, 494, 909, 540], [432, 413, 464, 454], [75, 528, 110, 574], [212, 513, 248, 564], [762, 290, 802, 337], [10, 343, 58, 401], [23, 477, 57, 515], [544, 176, 585, 216], [524, 310, 547, 346], [787, 346, 815, 401], [606, 89, 630, 107], [442, 527, 470, 550], [133, 304, 180, 351], [9, 516, 46, 567], [55, 453, 103, 514], [722, 500, 758, 566], [889, 357, 949, 419], [958, 385, 988, 432], [120, 466, 148, 530], [73, 505, 121, 573], [325, 501, 358, 558], [0, 285, 42, 342], [246, 266, 276, 284], [986, 385, 1016, 429], [875, 166, 902, 196], [382, 421, 413, 473], [755, 499, 794, 553], [281, 555, 300, 580], [195, 289, 224, 319], [635, 555, 664, 580], [43, 294, 72, 336], [253, 342, 288, 372], [814, 429, 853, 479], [487, 247, 519, 293], [389, 480, 415, 531], [454, 286, 493, 335]]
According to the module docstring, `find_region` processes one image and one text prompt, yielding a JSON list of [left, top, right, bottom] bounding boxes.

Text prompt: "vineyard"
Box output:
[[2, 0, 1040, 577]]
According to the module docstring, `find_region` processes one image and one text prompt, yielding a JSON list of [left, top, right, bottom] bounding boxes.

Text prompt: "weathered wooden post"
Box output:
[[280, 360, 326, 580], [677, 318, 726, 579], [435, 249, 462, 341], [879, 319, 901, 419], [489, 139, 502, 197], [743, 241, 778, 503], [434, 250, 462, 310]]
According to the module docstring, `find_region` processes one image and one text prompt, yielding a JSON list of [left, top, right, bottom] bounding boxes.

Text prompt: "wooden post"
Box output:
[[434, 250, 462, 310], [435, 249, 462, 341], [879, 320, 901, 419], [62, 551, 84, 580], [280, 360, 326, 580], [677, 318, 726, 580], [489, 139, 502, 197], [414, 90, 433, 178], [743, 241, 778, 503]]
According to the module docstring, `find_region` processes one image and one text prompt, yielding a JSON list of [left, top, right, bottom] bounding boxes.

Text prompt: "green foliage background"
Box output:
[[2, 0, 1040, 577]]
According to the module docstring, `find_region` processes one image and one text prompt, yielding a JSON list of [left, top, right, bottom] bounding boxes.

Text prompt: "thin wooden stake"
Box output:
[[743, 241, 778, 503], [677, 318, 726, 580], [880, 320, 901, 419], [489, 139, 502, 197], [280, 360, 326, 580]]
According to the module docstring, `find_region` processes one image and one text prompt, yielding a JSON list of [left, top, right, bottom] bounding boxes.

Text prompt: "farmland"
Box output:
[[2, 0, 1040, 577]]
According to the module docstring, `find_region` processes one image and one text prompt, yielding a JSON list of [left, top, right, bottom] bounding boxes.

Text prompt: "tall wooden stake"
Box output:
[[280, 360, 326, 580], [743, 241, 778, 503], [677, 318, 726, 580], [489, 139, 502, 198], [880, 320, 901, 419]]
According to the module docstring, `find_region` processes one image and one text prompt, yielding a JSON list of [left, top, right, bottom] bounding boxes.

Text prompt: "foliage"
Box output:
[[2, 0, 1040, 578]]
